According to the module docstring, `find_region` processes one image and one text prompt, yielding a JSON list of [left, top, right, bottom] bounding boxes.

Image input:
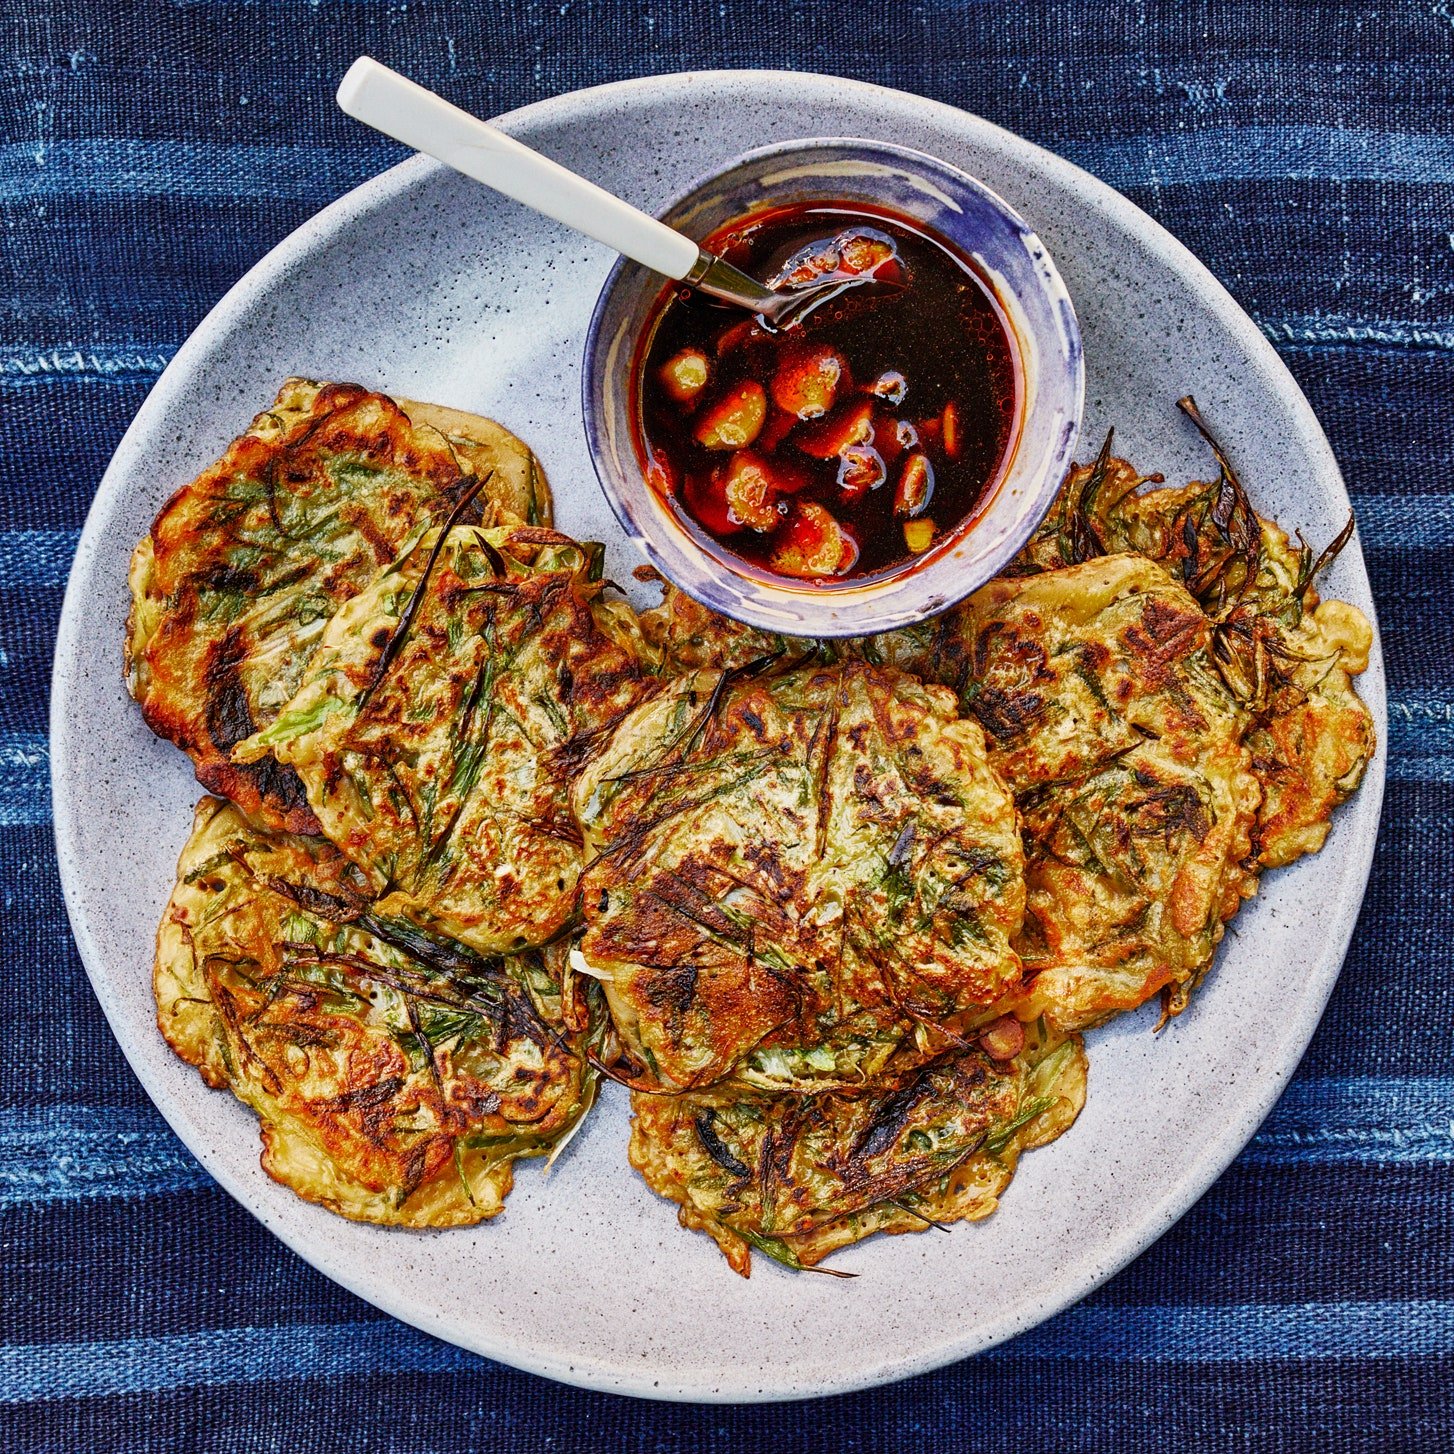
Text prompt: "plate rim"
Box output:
[[50, 66, 1387, 1402]]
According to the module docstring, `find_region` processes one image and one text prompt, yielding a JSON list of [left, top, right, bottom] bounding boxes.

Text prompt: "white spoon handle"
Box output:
[[337, 56, 699, 280]]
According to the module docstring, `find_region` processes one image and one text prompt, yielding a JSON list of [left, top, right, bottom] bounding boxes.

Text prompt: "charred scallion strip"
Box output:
[[354, 911, 508, 982], [359, 470, 495, 708], [695, 1110, 751, 1179], [848, 1076, 933, 1161], [1177, 395, 1261, 605], [1069, 428, 1116, 564], [1310, 512, 1356, 582]]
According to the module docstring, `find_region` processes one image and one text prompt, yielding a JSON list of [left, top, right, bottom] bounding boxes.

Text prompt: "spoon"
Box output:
[[336, 57, 879, 329]]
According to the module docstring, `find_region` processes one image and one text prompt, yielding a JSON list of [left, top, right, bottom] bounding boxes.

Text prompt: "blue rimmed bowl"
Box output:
[[582, 137, 1083, 636]]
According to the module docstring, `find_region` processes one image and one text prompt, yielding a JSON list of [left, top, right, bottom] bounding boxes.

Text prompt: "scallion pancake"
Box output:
[[127, 378, 550, 832], [156, 798, 601, 1227], [237, 524, 648, 955], [573, 661, 1025, 1093], [629, 1018, 1085, 1275]]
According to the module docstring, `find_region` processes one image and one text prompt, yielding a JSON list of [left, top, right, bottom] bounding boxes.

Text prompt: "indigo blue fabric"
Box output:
[[3, 1, 1452, 1449]]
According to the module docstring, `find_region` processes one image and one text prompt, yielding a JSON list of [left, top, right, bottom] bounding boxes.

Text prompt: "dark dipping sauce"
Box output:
[[636, 202, 1019, 582]]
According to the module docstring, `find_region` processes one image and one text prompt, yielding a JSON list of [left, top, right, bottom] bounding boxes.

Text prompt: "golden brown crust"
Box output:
[[237, 525, 649, 956], [574, 661, 1025, 1093], [126, 379, 550, 833], [861, 556, 1261, 1029], [1014, 735, 1261, 1027], [392, 396, 553, 527], [1247, 599, 1375, 867], [155, 797, 600, 1227], [1002, 436, 1376, 877], [629, 1019, 1086, 1275], [637, 581, 820, 675]]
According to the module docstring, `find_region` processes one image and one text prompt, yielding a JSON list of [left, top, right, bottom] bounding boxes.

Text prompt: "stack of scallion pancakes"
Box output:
[[128, 380, 1374, 1274]]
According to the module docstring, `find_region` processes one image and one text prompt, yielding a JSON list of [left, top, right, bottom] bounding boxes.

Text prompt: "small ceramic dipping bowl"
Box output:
[[582, 138, 1083, 636]]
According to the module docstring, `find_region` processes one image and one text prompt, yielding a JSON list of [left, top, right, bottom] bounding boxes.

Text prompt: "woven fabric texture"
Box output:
[[2, 1, 1452, 1449]]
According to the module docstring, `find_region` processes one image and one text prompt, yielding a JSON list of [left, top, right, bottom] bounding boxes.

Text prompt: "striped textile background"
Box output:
[[3, 1, 1451, 1449]]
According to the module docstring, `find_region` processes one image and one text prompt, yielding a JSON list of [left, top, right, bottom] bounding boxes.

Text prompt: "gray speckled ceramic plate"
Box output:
[[51, 71, 1385, 1403]]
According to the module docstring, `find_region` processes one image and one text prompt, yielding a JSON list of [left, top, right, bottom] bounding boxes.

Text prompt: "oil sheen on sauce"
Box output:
[[636, 202, 1020, 583]]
